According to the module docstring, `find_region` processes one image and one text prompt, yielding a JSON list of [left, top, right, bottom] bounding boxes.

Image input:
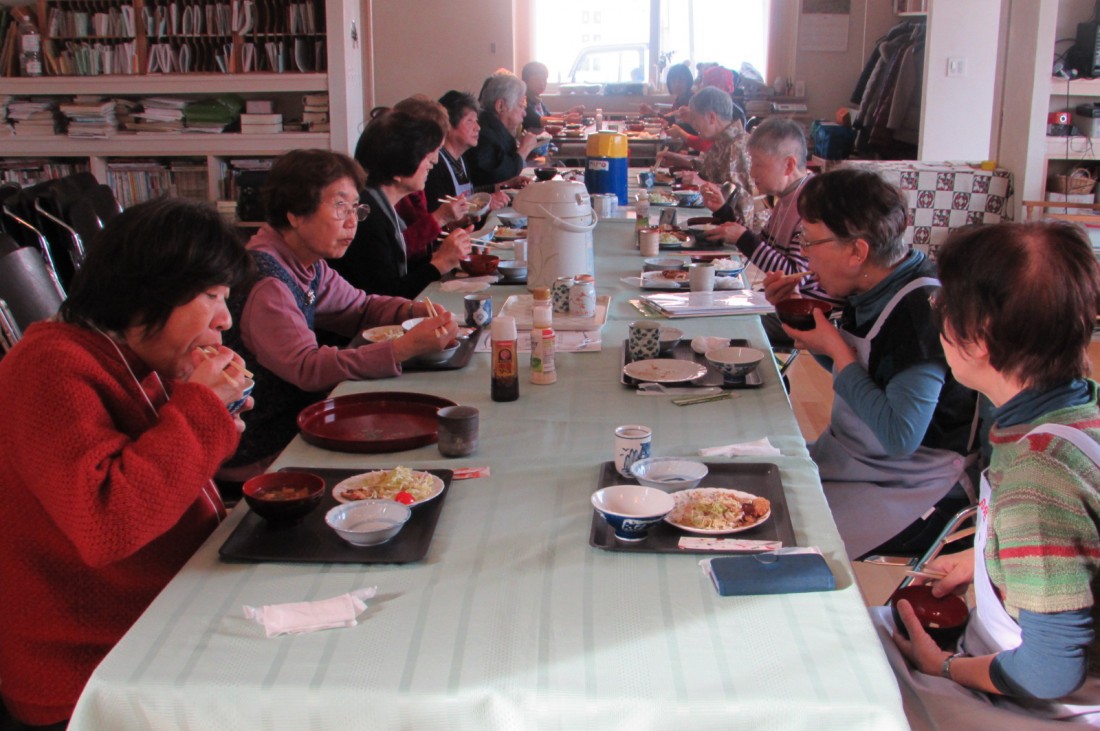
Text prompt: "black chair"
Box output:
[[0, 246, 66, 350]]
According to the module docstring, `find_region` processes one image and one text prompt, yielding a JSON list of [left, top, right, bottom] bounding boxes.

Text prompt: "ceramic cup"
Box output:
[[512, 239, 527, 264], [637, 170, 655, 189], [552, 276, 574, 313], [628, 320, 661, 361], [689, 262, 716, 292], [437, 405, 479, 458], [638, 228, 660, 257], [614, 424, 653, 478], [463, 293, 493, 328]]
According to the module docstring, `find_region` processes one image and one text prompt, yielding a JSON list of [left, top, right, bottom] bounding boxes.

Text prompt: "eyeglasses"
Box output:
[[800, 233, 838, 249], [330, 200, 371, 222]]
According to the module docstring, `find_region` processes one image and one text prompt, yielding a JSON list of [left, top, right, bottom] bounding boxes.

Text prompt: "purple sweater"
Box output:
[[241, 226, 409, 388]]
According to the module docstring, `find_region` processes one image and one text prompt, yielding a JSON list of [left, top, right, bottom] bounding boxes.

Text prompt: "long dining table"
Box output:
[[67, 214, 909, 730]]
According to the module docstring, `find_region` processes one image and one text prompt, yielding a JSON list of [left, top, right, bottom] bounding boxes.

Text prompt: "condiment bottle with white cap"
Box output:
[[491, 315, 519, 402], [530, 287, 557, 385]]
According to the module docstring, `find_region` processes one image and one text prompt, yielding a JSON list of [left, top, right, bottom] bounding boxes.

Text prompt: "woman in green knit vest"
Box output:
[[885, 220, 1100, 728]]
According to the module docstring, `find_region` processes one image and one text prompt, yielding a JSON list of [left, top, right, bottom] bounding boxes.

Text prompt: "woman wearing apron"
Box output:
[[765, 168, 976, 559], [884, 221, 1100, 729], [425, 91, 510, 217]]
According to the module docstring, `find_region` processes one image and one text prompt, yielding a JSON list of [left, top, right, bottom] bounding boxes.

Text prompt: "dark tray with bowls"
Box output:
[[219, 467, 453, 564], [297, 391, 457, 453], [402, 334, 477, 371], [589, 461, 796, 554], [620, 337, 764, 389]]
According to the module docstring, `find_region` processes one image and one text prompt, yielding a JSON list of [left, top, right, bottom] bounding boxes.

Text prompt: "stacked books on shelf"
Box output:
[[183, 94, 242, 133], [131, 97, 188, 133], [0, 159, 88, 187], [0, 95, 11, 138], [107, 158, 209, 208], [300, 93, 328, 132], [8, 99, 61, 137], [60, 96, 118, 138]]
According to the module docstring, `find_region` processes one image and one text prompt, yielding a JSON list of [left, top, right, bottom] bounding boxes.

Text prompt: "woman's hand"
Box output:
[[497, 175, 530, 192], [699, 181, 727, 212], [188, 345, 248, 405], [705, 221, 746, 245], [893, 600, 953, 675], [921, 549, 975, 598], [433, 197, 469, 226], [489, 191, 510, 210], [639, 103, 657, 116], [518, 130, 540, 159], [781, 308, 853, 367], [431, 229, 473, 274], [657, 150, 691, 168], [762, 270, 803, 304], [391, 311, 458, 362], [666, 124, 688, 141]]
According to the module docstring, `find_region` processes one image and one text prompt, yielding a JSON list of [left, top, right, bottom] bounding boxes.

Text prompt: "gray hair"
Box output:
[[748, 117, 807, 170], [689, 86, 733, 121], [479, 71, 526, 114]]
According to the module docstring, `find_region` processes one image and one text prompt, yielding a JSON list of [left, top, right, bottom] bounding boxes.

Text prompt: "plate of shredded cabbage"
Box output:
[[332, 467, 444, 506], [664, 487, 771, 534]]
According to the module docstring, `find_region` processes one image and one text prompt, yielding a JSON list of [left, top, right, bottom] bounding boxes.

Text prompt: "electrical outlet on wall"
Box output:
[[947, 57, 967, 77]]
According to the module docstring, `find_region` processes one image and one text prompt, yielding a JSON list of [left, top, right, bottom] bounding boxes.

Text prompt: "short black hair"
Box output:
[[354, 111, 444, 186], [666, 63, 693, 90], [439, 90, 479, 128], [797, 167, 908, 267], [936, 221, 1100, 390], [60, 197, 250, 335], [262, 149, 366, 230]]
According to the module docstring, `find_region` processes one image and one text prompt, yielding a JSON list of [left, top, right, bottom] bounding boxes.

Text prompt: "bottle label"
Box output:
[[22, 35, 40, 53], [492, 342, 517, 379]]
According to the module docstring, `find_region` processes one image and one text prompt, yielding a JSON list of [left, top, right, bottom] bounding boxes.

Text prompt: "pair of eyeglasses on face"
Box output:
[[798, 229, 838, 249], [330, 200, 371, 222]]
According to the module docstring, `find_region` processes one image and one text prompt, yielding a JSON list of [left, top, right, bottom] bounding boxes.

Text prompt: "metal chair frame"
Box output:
[[898, 504, 979, 589], [0, 206, 66, 301], [0, 298, 22, 353], [34, 196, 86, 272]]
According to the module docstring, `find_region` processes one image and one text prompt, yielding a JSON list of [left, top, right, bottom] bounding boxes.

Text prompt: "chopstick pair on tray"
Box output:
[[197, 345, 253, 387]]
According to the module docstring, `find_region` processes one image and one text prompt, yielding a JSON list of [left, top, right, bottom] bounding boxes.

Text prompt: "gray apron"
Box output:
[[812, 276, 966, 558], [440, 150, 474, 198], [366, 187, 409, 277]]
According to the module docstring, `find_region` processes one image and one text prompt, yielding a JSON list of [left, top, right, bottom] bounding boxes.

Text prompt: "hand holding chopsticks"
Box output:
[[423, 297, 450, 340], [197, 345, 252, 387]]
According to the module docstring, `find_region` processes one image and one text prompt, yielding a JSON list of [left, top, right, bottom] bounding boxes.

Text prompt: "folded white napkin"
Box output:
[[440, 279, 493, 293], [699, 437, 781, 457], [690, 336, 732, 354], [243, 587, 377, 638]]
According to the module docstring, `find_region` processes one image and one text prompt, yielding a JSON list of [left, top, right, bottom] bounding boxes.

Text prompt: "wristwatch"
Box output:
[[941, 651, 966, 679]]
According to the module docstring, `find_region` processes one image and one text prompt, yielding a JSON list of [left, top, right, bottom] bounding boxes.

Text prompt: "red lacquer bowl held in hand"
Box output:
[[774, 298, 832, 331], [459, 254, 500, 276], [890, 584, 969, 649]]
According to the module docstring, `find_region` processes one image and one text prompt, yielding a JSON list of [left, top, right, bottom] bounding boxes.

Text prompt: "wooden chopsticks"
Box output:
[[904, 568, 947, 581], [424, 296, 448, 338], [198, 345, 253, 386]]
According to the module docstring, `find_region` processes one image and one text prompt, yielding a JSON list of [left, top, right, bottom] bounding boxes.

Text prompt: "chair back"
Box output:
[[0, 246, 65, 337]]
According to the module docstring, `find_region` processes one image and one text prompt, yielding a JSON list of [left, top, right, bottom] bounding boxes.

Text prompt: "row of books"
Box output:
[[47, 4, 136, 40], [106, 159, 209, 208], [0, 159, 89, 187]]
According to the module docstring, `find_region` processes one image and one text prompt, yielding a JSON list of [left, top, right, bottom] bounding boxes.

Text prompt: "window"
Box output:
[[530, 0, 769, 86]]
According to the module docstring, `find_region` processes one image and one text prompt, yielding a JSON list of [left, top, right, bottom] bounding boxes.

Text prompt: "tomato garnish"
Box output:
[[394, 491, 415, 505]]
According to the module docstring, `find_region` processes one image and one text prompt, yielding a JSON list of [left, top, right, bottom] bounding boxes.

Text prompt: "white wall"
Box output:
[[919, 0, 1002, 160]]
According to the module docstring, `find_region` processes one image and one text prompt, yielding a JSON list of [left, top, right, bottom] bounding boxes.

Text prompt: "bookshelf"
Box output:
[[0, 0, 363, 210]]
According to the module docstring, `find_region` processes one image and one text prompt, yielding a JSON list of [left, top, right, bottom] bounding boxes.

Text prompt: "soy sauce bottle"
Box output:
[[491, 316, 519, 402]]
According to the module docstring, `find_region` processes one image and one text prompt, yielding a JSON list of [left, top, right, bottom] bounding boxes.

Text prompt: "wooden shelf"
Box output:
[[2, 73, 327, 96], [5, 132, 330, 157], [1049, 77, 1100, 98], [1045, 135, 1100, 161]]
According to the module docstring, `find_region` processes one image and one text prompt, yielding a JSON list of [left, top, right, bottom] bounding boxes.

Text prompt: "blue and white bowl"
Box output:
[[705, 346, 766, 381], [228, 379, 255, 415], [591, 485, 676, 541]]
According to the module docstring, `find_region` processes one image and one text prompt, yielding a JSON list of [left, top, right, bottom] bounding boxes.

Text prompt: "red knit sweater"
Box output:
[[0, 322, 240, 725]]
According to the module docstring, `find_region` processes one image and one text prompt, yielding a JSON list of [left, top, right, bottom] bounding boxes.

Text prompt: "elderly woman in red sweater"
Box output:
[[0, 198, 251, 727]]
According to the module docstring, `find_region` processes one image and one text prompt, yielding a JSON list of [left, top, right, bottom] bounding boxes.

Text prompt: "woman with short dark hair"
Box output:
[[0, 198, 250, 726], [331, 110, 473, 299], [885, 221, 1100, 728], [222, 148, 456, 478], [425, 90, 511, 213], [768, 167, 977, 559]]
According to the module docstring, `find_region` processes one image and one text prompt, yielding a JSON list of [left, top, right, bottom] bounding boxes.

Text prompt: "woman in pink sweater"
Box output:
[[0, 198, 251, 726]]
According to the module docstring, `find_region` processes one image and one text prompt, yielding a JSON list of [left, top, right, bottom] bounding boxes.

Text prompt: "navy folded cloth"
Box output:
[[704, 553, 835, 596]]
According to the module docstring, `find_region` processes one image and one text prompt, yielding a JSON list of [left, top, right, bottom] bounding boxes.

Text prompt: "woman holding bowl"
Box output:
[[332, 109, 473, 299], [222, 149, 456, 480], [0, 198, 250, 726], [768, 168, 977, 559], [465, 70, 538, 189], [886, 220, 1100, 728]]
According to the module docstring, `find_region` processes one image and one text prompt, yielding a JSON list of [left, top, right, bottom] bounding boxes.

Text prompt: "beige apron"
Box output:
[[812, 277, 966, 558], [439, 151, 474, 199]]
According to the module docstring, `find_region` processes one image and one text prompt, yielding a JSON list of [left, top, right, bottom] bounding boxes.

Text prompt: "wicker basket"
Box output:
[[1049, 167, 1096, 195]]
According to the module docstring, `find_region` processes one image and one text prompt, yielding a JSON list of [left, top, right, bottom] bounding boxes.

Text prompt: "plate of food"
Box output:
[[648, 190, 679, 207], [362, 325, 405, 343], [622, 358, 707, 384], [332, 466, 446, 506], [494, 226, 528, 241], [664, 488, 772, 535], [641, 270, 689, 289], [658, 230, 689, 249]]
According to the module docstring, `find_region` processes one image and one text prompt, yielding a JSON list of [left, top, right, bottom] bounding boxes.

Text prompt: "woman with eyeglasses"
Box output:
[[220, 149, 456, 481], [766, 167, 977, 559], [331, 108, 473, 299], [883, 221, 1100, 728]]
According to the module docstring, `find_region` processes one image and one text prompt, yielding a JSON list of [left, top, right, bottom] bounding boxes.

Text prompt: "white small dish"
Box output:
[[332, 470, 445, 506], [362, 325, 405, 343], [325, 500, 412, 547], [629, 457, 708, 490], [623, 359, 708, 384]]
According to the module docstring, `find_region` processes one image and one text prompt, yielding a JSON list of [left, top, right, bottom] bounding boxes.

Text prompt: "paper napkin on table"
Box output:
[[243, 587, 377, 638], [441, 278, 494, 293], [699, 437, 781, 457]]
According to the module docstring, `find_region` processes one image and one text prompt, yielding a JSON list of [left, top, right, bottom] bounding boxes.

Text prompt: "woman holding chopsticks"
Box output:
[[0, 198, 250, 727], [884, 220, 1100, 729], [220, 149, 456, 482]]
